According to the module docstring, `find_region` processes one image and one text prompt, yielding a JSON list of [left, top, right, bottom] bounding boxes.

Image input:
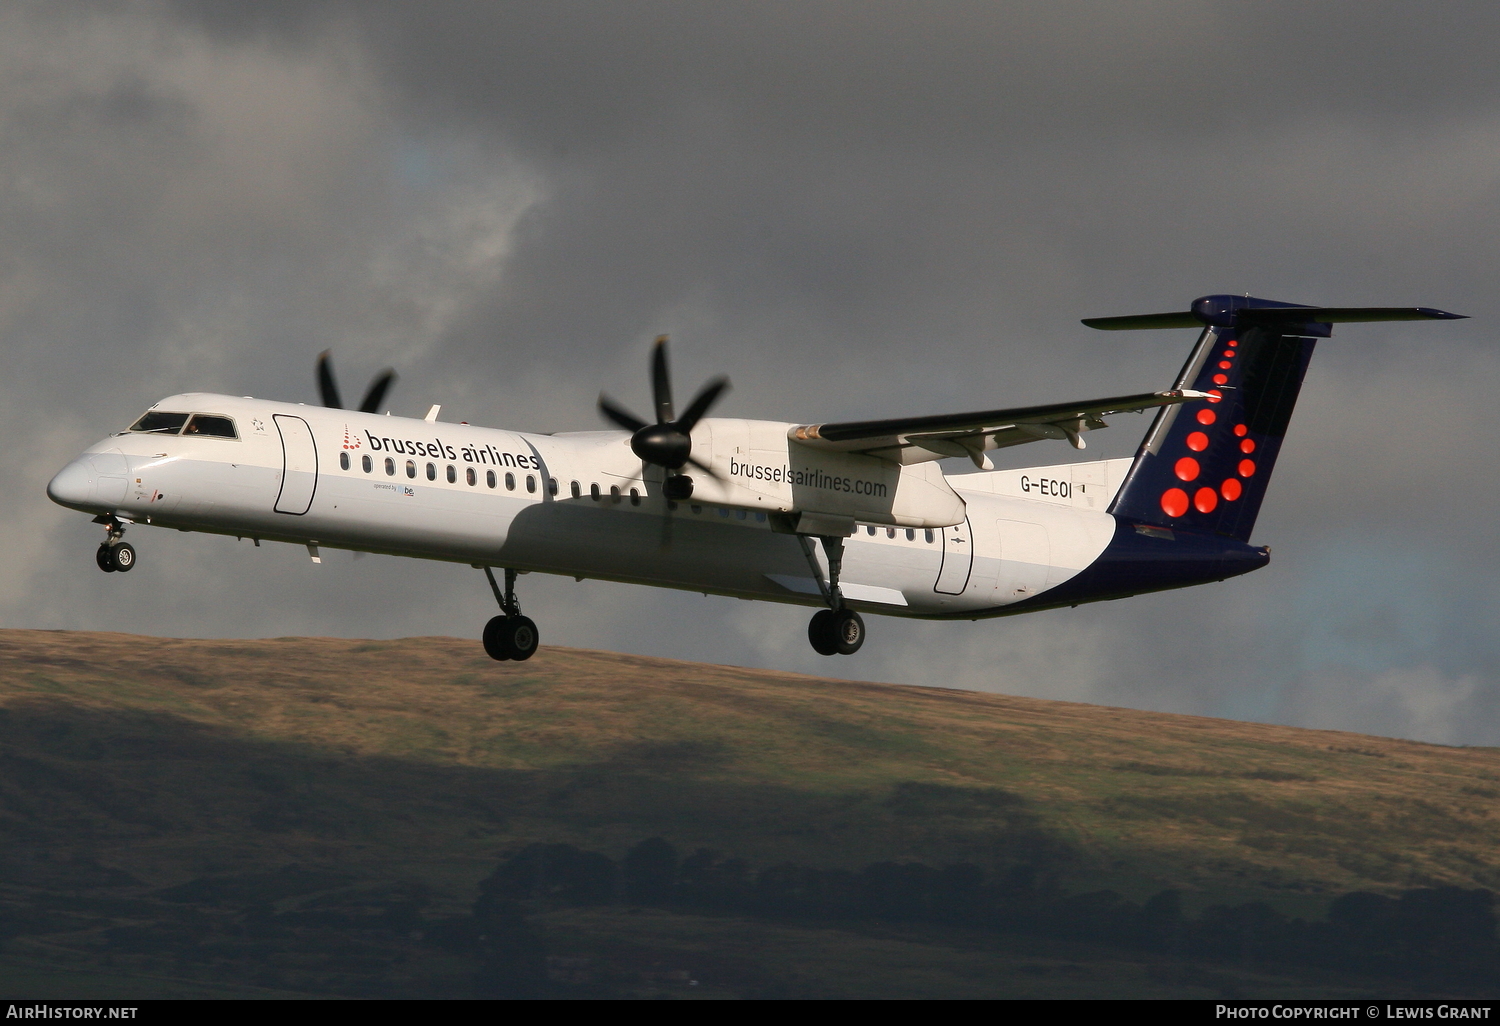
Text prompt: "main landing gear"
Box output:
[[94, 516, 136, 573], [800, 535, 865, 656], [481, 566, 539, 662]]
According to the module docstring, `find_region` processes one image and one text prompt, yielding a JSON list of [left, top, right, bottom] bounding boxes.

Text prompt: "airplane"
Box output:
[[47, 294, 1462, 660]]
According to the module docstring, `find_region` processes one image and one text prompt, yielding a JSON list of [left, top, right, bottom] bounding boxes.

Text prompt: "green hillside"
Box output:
[[1, 629, 1496, 998]]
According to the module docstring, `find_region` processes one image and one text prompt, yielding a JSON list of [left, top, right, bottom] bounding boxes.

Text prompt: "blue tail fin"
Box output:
[[1098, 295, 1463, 541]]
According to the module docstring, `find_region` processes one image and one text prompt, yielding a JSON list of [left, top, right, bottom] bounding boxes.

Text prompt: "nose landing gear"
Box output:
[[93, 516, 136, 573], [799, 535, 865, 656], [480, 566, 539, 661]]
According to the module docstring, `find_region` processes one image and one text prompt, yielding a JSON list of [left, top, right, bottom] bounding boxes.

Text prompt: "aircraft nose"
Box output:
[[46, 457, 96, 510]]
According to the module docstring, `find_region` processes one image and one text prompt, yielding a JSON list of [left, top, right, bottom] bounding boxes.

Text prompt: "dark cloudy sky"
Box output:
[[8, 1, 1499, 744]]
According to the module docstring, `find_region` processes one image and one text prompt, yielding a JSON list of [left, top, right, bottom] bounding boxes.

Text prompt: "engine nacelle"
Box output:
[[683, 418, 966, 532]]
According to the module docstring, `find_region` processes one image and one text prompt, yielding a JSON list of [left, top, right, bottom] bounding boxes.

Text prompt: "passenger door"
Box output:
[[934, 517, 974, 594], [273, 414, 318, 515]]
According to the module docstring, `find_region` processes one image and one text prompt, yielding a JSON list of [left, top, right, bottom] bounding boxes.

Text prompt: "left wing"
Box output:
[[788, 390, 1210, 468]]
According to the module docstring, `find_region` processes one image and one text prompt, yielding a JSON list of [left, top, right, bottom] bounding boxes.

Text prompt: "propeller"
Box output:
[[598, 336, 729, 496], [317, 350, 397, 414]]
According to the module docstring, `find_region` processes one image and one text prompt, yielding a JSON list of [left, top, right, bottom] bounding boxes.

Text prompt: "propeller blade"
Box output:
[[675, 376, 730, 433], [359, 369, 396, 414], [317, 351, 344, 409], [598, 394, 648, 433], [651, 335, 674, 424]]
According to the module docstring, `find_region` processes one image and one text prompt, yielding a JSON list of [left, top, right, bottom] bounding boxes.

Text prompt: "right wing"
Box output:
[[788, 389, 1210, 469]]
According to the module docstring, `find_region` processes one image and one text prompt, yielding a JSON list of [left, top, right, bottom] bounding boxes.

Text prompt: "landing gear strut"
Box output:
[[481, 566, 539, 662], [93, 515, 135, 574], [799, 535, 865, 656]]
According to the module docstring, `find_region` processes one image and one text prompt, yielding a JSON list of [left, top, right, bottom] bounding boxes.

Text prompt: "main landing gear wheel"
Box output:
[[96, 542, 135, 573], [808, 609, 838, 656], [800, 534, 866, 656], [809, 608, 864, 656], [480, 566, 539, 662], [483, 615, 539, 662], [832, 608, 864, 654]]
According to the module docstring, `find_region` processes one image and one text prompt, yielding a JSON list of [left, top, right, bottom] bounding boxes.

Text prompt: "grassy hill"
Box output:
[[2, 629, 1497, 998]]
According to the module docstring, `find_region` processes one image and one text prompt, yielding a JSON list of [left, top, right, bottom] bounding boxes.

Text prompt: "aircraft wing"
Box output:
[[788, 389, 1210, 468]]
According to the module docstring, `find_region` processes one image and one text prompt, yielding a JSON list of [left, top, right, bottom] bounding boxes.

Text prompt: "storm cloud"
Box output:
[[7, 1, 1500, 744]]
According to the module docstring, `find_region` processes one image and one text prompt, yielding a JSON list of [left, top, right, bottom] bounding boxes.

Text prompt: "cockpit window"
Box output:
[[182, 414, 238, 439], [128, 411, 189, 434]]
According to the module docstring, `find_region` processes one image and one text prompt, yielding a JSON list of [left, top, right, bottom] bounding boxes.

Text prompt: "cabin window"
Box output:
[[486, 470, 496, 488], [719, 508, 730, 518], [629, 487, 640, 506], [866, 525, 875, 536], [548, 478, 558, 496], [385, 457, 395, 476], [756, 512, 766, 522], [570, 480, 581, 498], [182, 414, 238, 438], [527, 475, 537, 494], [690, 505, 702, 514], [505, 472, 515, 491], [128, 411, 189, 435], [339, 452, 350, 471], [446, 465, 457, 484], [736, 509, 746, 520], [925, 529, 934, 543], [426, 462, 436, 481], [590, 483, 600, 500], [906, 529, 915, 541], [466, 467, 477, 486], [609, 485, 621, 503], [362, 454, 373, 473], [886, 527, 895, 538], [407, 460, 416, 479]]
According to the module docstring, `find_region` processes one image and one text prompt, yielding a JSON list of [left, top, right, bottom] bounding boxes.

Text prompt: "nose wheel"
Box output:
[[96, 542, 136, 573], [480, 566, 539, 661], [93, 516, 136, 573]]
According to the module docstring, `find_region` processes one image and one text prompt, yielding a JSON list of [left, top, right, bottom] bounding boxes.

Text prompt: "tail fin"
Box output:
[[1094, 295, 1464, 541]]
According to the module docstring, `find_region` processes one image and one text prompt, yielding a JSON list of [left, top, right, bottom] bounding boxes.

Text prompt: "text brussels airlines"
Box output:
[[363, 431, 539, 469], [729, 459, 888, 498]]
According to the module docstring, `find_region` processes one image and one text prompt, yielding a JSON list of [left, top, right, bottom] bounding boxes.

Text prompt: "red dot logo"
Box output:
[[1222, 350, 1235, 358], [1228, 339, 1238, 347], [1240, 438, 1256, 454], [1212, 373, 1228, 385], [1233, 424, 1247, 437], [1218, 360, 1232, 370], [1161, 488, 1189, 517], [1197, 409, 1217, 425], [1175, 457, 1200, 481], [1207, 390, 1223, 403], [1194, 487, 1218, 513], [1239, 459, 1256, 477], [1186, 431, 1209, 451], [1221, 478, 1242, 501]]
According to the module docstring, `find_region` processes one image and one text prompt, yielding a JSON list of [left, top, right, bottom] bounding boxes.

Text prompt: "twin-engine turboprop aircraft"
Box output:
[[48, 295, 1462, 660]]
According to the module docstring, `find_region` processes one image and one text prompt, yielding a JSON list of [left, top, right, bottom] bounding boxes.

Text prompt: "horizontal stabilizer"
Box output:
[[1084, 294, 1466, 333], [1082, 312, 1203, 330]]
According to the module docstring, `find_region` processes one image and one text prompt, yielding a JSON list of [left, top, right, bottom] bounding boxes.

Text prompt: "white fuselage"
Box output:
[[50, 394, 1133, 620]]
